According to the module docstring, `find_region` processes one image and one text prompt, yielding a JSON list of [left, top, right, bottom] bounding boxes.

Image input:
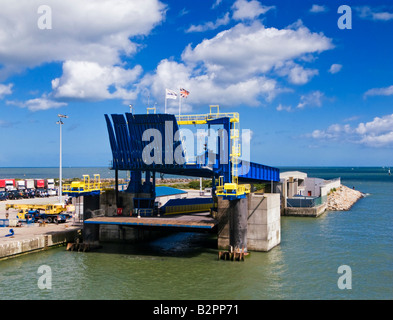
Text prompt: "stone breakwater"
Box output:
[[327, 185, 365, 211]]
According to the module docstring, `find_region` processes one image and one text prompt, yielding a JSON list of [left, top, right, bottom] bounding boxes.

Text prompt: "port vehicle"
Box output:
[[25, 179, 35, 190], [0, 179, 6, 191], [5, 179, 15, 191], [25, 189, 35, 198], [23, 210, 69, 223], [46, 179, 57, 196], [34, 179, 45, 189], [0, 191, 7, 201], [35, 189, 49, 197], [7, 189, 24, 200], [16, 180, 26, 191], [6, 203, 70, 223]]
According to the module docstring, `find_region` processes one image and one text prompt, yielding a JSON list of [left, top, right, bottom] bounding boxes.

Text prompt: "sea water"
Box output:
[[0, 167, 392, 300]]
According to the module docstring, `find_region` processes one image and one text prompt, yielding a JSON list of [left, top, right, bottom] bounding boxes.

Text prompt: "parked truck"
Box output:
[[46, 178, 57, 196], [25, 179, 35, 190], [6, 203, 71, 223], [5, 179, 15, 191], [34, 179, 45, 189], [16, 180, 26, 191], [23, 210, 69, 223], [0, 179, 5, 191]]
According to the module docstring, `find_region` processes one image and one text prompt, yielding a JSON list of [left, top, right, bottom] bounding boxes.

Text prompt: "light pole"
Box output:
[[57, 114, 68, 204]]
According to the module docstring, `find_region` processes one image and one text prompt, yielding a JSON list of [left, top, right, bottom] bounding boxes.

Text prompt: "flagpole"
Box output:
[[165, 95, 167, 114], [179, 90, 181, 116]]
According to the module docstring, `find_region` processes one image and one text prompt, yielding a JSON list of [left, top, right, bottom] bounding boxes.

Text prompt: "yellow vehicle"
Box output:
[[6, 203, 67, 220]]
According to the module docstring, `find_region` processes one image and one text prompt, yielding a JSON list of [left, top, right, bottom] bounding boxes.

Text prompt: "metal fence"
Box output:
[[287, 195, 327, 208]]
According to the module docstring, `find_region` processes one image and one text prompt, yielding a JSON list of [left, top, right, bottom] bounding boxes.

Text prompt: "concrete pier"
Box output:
[[247, 193, 281, 252], [217, 193, 281, 252], [80, 190, 281, 252]]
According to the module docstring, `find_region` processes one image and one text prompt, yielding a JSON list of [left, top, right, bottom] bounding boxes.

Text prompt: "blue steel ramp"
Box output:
[[238, 161, 280, 183], [105, 113, 279, 184]]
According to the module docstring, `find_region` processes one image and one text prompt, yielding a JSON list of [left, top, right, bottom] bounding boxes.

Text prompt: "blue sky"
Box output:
[[0, 0, 393, 167]]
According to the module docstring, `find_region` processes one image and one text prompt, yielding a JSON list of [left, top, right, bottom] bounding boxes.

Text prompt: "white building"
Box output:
[[279, 171, 341, 202]]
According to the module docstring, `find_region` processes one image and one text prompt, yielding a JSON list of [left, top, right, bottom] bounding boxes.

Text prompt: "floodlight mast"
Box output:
[[57, 114, 68, 204]]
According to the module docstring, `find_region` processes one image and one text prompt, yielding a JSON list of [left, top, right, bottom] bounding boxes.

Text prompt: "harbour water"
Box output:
[[0, 167, 392, 300]]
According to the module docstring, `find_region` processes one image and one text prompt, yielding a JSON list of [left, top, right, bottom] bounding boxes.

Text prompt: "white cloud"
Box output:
[[0, 84, 13, 99], [355, 6, 393, 21], [142, 21, 333, 111], [0, 0, 165, 78], [364, 85, 393, 97], [276, 104, 293, 112], [275, 62, 319, 85], [297, 91, 324, 109], [142, 59, 279, 109], [212, 0, 223, 9], [309, 5, 328, 13], [52, 61, 142, 101], [0, 0, 165, 109], [329, 64, 343, 74], [7, 95, 67, 112], [186, 13, 230, 33], [232, 0, 275, 21], [310, 114, 393, 147], [182, 21, 333, 83]]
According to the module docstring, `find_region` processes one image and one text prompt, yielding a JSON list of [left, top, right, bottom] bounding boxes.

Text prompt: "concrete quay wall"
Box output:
[[283, 203, 327, 217], [0, 227, 81, 260]]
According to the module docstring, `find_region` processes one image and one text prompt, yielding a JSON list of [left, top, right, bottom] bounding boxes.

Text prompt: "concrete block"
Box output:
[[247, 223, 268, 240], [246, 193, 281, 252], [247, 238, 269, 252]]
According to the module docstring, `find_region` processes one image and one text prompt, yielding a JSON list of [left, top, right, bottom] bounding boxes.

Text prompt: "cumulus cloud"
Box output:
[[0, 84, 13, 99], [329, 64, 343, 74], [355, 6, 393, 21], [142, 21, 332, 110], [7, 95, 67, 112], [142, 59, 279, 108], [275, 62, 319, 85], [186, 13, 230, 33], [0, 0, 165, 110], [310, 114, 393, 147], [0, 0, 165, 78], [182, 21, 332, 83], [309, 5, 329, 13], [276, 104, 293, 112], [297, 91, 324, 109], [232, 0, 275, 21], [52, 61, 142, 101], [364, 85, 393, 98]]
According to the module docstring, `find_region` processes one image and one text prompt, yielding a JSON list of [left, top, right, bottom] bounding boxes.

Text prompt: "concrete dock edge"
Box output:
[[0, 227, 81, 260]]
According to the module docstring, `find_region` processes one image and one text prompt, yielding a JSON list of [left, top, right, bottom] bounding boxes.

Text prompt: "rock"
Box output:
[[327, 185, 365, 211]]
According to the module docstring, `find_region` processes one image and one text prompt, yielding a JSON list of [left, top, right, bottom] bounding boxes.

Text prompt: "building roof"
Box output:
[[280, 171, 308, 180], [155, 186, 188, 197]]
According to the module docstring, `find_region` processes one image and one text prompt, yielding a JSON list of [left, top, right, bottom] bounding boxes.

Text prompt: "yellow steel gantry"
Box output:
[[175, 105, 250, 198], [62, 174, 102, 195]]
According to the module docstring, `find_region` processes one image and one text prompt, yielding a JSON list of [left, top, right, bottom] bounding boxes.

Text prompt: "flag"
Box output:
[[180, 88, 190, 98], [166, 89, 177, 100]]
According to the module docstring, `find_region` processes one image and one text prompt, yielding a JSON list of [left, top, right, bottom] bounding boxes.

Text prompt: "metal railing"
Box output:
[[286, 195, 327, 208], [176, 112, 239, 124]]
